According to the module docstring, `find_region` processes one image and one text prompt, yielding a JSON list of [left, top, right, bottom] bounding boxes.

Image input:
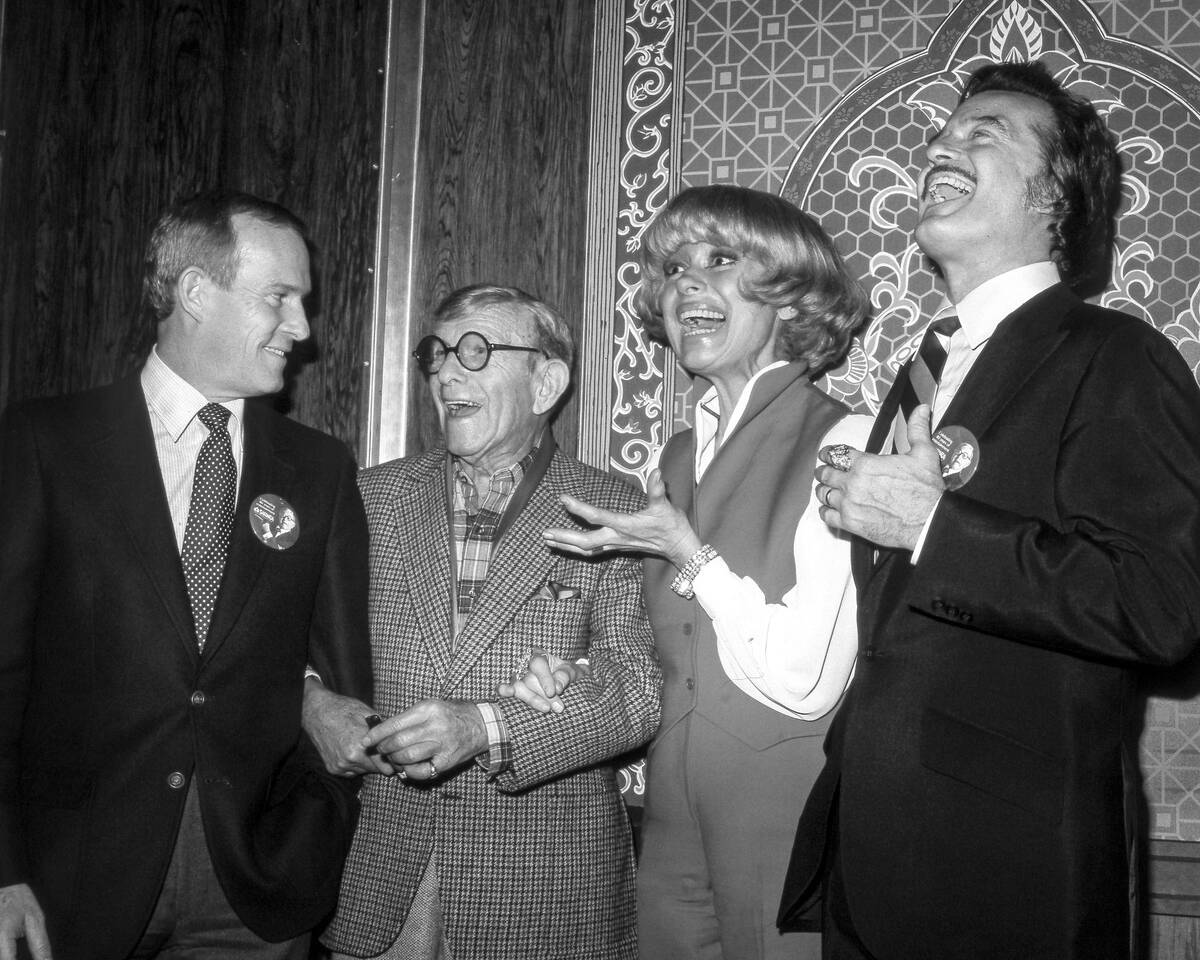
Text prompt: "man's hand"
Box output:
[[814, 404, 946, 551], [301, 679, 392, 777], [542, 469, 701, 568], [0, 883, 50, 960], [497, 650, 591, 714], [362, 700, 488, 782]]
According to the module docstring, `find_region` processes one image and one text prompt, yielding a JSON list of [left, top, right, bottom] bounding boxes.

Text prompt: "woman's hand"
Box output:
[[542, 469, 701, 568], [497, 650, 592, 713]]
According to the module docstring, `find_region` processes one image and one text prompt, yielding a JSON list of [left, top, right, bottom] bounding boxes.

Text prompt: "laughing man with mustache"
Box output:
[[778, 61, 1200, 960]]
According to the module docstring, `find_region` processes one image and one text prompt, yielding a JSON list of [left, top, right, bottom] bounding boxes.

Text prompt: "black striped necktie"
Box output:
[[181, 403, 237, 650], [893, 315, 960, 453]]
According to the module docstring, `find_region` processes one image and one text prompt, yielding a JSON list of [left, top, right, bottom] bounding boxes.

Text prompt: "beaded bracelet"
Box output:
[[669, 544, 718, 600]]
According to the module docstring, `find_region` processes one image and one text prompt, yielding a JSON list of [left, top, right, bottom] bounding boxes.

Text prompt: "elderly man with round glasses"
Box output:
[[319, 284, 662, 960]]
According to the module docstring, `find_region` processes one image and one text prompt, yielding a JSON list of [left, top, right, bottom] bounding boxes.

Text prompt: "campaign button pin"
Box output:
[[249, 494, 300, 550], [932, 425, 979, 491]]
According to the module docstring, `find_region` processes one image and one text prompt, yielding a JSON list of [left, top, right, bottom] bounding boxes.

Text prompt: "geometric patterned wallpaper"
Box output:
[[585, 0, 1200, 839]]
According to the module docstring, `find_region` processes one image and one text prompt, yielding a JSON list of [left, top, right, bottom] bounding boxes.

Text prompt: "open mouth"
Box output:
[[263, 345, 288, 360], [923, 166, 975, 205], [442, 399, 481, 417], [678, 307, 726, 333]]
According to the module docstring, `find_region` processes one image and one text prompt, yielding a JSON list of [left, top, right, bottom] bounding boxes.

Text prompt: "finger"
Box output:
[[907, 403, 935, 449], [509, 679, 556, 713], [543, 526, 607, 555], [551, 665, 575, 695], [0, 935, 15, 960], [26, 916, 52, 960], [645, 469, 670, 504], [558, 493, 625, 528], [819, 443, 858, 472], [380, 735, 441, 766], [526, 656, 558, 699]]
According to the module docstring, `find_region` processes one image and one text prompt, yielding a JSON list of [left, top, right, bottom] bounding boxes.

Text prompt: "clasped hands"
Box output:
[[814, 404, 946, 551]]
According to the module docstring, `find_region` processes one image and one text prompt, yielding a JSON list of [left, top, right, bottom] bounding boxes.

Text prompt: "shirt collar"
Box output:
[[695, 359, 789, 448], [935, 261, 1061, 350], [141, 346, 245, 442]]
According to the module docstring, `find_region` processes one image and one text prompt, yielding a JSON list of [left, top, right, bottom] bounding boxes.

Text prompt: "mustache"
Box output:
[[921, 163, 977, 198]]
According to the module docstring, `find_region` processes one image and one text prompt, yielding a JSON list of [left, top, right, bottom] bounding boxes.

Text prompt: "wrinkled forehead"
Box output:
[[945, 89, 1055, 140], [435, 303, 536, 344]]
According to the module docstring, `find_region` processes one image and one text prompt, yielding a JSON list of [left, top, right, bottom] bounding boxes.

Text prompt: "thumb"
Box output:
[[907, 404, 939, 463], [646, 468, 670, 504]]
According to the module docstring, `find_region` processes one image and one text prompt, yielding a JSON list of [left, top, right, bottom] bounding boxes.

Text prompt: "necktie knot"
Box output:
[[197, 402, 231, 433]]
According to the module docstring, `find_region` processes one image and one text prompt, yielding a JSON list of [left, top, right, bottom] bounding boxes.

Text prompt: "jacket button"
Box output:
[[862, 648, 875, 659], [190, 690, 206, 706], [167, 771, 186, 790], [932, 598, 945, 613], [959, 611, 973, 623], [685, 678, 695, 690], [682, 623, 693, 636]]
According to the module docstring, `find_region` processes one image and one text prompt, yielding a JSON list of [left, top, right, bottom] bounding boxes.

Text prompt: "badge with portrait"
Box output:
[[932, 426, 979, 491], [249, 493, 300, 550]]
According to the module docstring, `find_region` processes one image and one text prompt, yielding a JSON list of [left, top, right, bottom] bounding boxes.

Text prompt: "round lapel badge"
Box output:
[[932, 425, 980, 491], [249, 494, 300, 550]]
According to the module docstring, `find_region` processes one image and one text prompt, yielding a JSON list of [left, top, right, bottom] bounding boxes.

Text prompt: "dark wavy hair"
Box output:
[[961, 61, 1122, 298], [635, 185, 868, 375], [144, 191, 306, 321]]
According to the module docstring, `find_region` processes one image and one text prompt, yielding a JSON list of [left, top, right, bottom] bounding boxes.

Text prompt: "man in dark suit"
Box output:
[[780, 61, 1200, 959], [0, 192, 373, 959], [319, 284, 661, 960]]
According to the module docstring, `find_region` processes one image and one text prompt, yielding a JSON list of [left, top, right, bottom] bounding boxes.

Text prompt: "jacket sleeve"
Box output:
[[908, 321, 1200, 666], [491, 490, 662, 793], [0, 404, 47, 885]]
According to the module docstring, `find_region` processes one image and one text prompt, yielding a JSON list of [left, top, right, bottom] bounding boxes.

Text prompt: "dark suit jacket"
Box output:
[[323, 446, 661, 960], [0, 375, 372, 959], [780, 285, 1200, 959]]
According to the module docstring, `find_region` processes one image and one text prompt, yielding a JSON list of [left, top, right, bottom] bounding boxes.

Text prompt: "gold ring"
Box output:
[[427, 760, 438, 779]]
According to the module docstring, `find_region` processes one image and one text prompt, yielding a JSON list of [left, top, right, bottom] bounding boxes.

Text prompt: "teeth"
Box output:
[[443, 400, 480, 415], [263, 346, 287, 358], [925, 171, 974, 203], [680, 308, 725, 327]]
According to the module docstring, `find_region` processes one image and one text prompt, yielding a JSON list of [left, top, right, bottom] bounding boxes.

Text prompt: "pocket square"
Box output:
[[536, 579, 580, 601]]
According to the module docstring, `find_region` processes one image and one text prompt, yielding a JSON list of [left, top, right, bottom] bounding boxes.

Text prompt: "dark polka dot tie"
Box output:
[[181, 403, 237, 650]]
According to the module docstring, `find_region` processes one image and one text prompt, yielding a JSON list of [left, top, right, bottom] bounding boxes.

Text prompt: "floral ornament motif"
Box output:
[[617, 758, 647, 796], [1161, 278, 1200, 381]]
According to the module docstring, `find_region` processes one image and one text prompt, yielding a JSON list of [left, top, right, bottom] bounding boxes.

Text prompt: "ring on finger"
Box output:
[[822, 485, 834, 508], [827, 444, 853, 471], [427, 759, 438, 779]]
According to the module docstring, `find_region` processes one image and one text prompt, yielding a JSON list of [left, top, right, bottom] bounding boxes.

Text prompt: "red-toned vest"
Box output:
[[644, 363, 847, 750]]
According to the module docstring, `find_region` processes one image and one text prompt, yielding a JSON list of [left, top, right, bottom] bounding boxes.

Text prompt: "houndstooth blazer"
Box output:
[[323, 445, 662, 960]]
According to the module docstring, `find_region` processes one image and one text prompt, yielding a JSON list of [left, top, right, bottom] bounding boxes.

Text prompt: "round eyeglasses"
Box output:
[[412, 331, 545, 374]]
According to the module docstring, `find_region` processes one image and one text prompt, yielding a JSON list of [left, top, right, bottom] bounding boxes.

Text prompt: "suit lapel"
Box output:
[[391, 454, 456, 678], [937, 284, 1074, 440], [203, 400, 290, 661], [439, 457, 562, 697], [852, 368, 908, 587], [89, 379, 199, 660]]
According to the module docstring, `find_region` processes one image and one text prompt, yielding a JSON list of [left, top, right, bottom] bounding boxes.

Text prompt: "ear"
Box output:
[[176, 266, 209, 321], [776, 305, 799, 321], [531, 358, 570, 416]]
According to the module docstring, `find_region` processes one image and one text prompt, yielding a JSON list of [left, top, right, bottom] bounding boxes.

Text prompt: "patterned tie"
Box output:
[[181, 403, 237, 649], [893, 314, 961, 453]]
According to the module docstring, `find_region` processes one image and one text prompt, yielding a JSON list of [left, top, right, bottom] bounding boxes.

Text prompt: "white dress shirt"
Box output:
[[140, 346, 245, 550], [912, 261, 1060, 558], [652, 361, 872, 720]]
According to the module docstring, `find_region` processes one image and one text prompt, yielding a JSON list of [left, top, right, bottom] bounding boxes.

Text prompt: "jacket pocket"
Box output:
[[920, 707, 1064, 823]]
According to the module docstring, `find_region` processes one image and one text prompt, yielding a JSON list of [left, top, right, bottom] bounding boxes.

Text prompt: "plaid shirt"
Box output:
[[452, 449, 536, 775]]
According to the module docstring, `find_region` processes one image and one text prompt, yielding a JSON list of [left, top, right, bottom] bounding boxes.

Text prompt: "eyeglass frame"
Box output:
[[412, 331, 548, 375]]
